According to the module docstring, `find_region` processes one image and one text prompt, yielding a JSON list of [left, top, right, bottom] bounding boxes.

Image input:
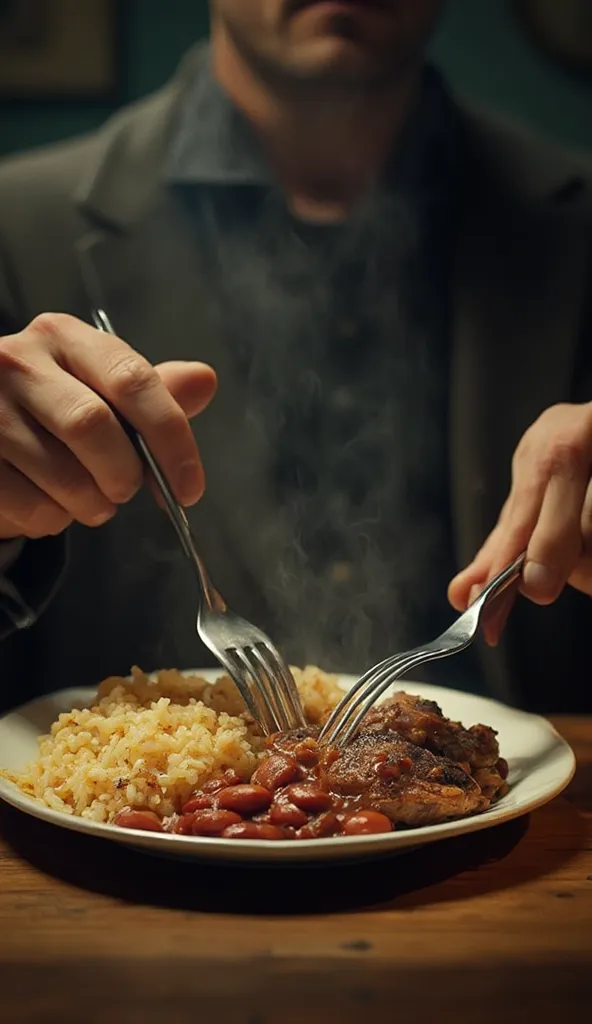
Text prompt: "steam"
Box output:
[[189, 180, 455, 674]]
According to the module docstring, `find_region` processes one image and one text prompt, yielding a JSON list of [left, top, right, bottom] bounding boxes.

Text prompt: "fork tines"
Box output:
[[226, 643, 307, 734], [319, 652, 417, 748]]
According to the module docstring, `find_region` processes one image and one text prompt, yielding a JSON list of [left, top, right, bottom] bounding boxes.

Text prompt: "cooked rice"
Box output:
[[6, 665, 343, 824]]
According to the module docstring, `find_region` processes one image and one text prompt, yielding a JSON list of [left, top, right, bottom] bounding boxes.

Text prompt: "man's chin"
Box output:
[[285, 38, 394, 85]]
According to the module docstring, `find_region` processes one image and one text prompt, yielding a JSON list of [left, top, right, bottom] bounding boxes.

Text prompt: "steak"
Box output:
[[325, 731, 485, 826], [360, 691, 499, 769]]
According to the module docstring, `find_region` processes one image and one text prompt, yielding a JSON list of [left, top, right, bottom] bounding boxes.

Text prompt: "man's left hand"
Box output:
[[448, 402, 592, 645]]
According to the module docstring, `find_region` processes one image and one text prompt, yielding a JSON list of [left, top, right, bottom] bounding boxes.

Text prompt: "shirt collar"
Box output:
[[165, 49, 273, 186], [165, 44, 460, 192]]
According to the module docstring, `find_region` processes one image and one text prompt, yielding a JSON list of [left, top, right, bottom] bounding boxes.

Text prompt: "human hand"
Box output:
[[449, 403, 592, 645], [0, 313, 217, 540]]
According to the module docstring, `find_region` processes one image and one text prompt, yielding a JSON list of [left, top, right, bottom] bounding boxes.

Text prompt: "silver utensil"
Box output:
[[320, 553, 526, 748], [92, 308, 306, 735]]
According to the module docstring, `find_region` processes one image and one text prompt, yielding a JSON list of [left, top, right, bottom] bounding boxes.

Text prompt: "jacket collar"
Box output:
[[75, 41, 591, 234]]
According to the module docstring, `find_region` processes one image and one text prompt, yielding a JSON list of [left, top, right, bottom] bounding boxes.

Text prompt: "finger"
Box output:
[[10, 364, 145, 507], [482, 589, 518, 648], [480, 476, 544, 593], [567, 479, 592, 596], [0, 511, 25, 540], [579, 477, 592, 556], [448, 501, 513, 611], [449, 493, 523, 644], [448, 537, 497, 611], [155, 361, 217, 419], [0, 410, 117, 528], [0, 460, 72, 537], [36, 314, 205, 505], [522, 468, 588, 605], [472, 483, 541, 645]]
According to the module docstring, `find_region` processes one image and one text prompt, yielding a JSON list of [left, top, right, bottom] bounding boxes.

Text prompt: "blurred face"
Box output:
[[210, 0, 445, 89]]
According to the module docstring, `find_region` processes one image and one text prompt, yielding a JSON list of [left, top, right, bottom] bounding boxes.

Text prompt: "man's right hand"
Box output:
[[0, 313, 217, 540]]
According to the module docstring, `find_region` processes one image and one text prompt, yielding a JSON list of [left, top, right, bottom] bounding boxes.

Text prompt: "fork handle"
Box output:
[[91, 309, 226, 615], [474, 552, 526, 611]]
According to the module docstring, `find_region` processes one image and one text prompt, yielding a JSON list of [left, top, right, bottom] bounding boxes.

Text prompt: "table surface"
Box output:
[[0, 715, 590, 1024]]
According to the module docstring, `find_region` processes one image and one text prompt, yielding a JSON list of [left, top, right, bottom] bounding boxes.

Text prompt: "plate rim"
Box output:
[[0, 674, 577, 862]]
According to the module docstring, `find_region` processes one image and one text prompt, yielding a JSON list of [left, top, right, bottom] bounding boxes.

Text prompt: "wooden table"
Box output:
[[0, 717, 590, 1024]]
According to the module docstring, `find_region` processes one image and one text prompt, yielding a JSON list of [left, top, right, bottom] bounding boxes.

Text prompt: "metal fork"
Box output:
[[320, 553, 525, 748], [91, 308, 306, 735]]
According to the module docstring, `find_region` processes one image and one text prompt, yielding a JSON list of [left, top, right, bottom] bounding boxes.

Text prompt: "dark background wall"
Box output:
[[1, 0, 591, 158]]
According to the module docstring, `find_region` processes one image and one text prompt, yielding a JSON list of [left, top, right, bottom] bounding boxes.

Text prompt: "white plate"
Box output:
[[0, 672, 575, 863]]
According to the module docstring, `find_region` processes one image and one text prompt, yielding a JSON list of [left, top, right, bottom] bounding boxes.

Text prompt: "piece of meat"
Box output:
[[472, 764, 509, 804], [267, 727, 322, 767], [326, 731, 484, 827], [360, 692, 499, 769]]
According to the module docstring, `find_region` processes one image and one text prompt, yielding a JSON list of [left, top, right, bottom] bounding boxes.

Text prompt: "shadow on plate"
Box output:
[[0, 796, 586, 916]]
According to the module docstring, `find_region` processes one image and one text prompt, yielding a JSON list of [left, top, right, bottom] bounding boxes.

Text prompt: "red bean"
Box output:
[[202, 778, 228, 794], [216, 784, 272, 815], [181, 794, 213, 814], [190, 810, 242, 836], [251, 754, 300, 791], [287, 783, 333, 814], [201, 769, 242, 793], [269, 802, 309, 828], [293, 739, 321, 768], [496, 758, 509, 780], [113, 809, 164, 833], [342, 810, 393, 836], [297, 811, 340, 839], [171, 813, 196, 835], [221, 822, 286, 840]]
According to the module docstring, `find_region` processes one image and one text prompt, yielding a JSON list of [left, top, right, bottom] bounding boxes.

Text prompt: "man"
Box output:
[[0, 0, 590, 714]]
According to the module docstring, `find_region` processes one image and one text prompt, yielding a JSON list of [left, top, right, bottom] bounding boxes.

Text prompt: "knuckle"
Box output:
[[535, 403, 571, 433], [537, 402, 563, 425], [29, 311, 73, 342], [541, 438, 585, 479], [107, 355, 159, 402], [511, 436, 532, 475], [62, 399, 112, 442], [0, 335, 32, 377]]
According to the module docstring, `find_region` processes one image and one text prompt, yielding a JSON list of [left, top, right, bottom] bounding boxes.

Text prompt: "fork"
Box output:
[[319, 553, 525, 748], [91, 308, 306, 735]]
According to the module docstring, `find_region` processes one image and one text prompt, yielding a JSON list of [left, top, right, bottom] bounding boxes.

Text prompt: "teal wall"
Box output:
[[430, 0, 592, 152], [1, 0, 591, 158], [0, 0, 210, 156]]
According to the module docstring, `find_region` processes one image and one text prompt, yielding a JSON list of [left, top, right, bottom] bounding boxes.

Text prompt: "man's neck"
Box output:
[[211, 34, 422, 222]]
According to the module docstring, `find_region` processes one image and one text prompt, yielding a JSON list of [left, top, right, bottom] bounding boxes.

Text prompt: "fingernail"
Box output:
[[522, 561, 558, 600], [177, 461, 203, 504]]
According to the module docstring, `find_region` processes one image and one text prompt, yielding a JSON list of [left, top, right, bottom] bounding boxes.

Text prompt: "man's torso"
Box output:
[[0, 46, 590, 713]]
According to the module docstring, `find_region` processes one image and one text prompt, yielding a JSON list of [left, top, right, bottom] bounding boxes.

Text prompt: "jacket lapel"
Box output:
[[450, 112, 590, 701]]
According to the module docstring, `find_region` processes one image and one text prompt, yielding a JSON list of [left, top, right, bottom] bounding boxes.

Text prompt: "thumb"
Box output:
[[448, 521, 507, 612], [155, 361, 217, 419], [448, 564, 486, 612]]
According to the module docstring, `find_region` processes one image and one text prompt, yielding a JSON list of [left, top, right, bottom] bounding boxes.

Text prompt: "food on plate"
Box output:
[[361, 691, 501, 770], [3, 667, 509, 841]]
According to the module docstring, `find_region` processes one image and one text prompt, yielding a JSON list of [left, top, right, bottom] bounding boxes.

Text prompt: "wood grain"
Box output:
[[1, 716, 590, 1024]]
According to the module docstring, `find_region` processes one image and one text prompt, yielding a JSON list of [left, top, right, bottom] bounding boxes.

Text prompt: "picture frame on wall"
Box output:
[[0, 0, 120, 100]]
